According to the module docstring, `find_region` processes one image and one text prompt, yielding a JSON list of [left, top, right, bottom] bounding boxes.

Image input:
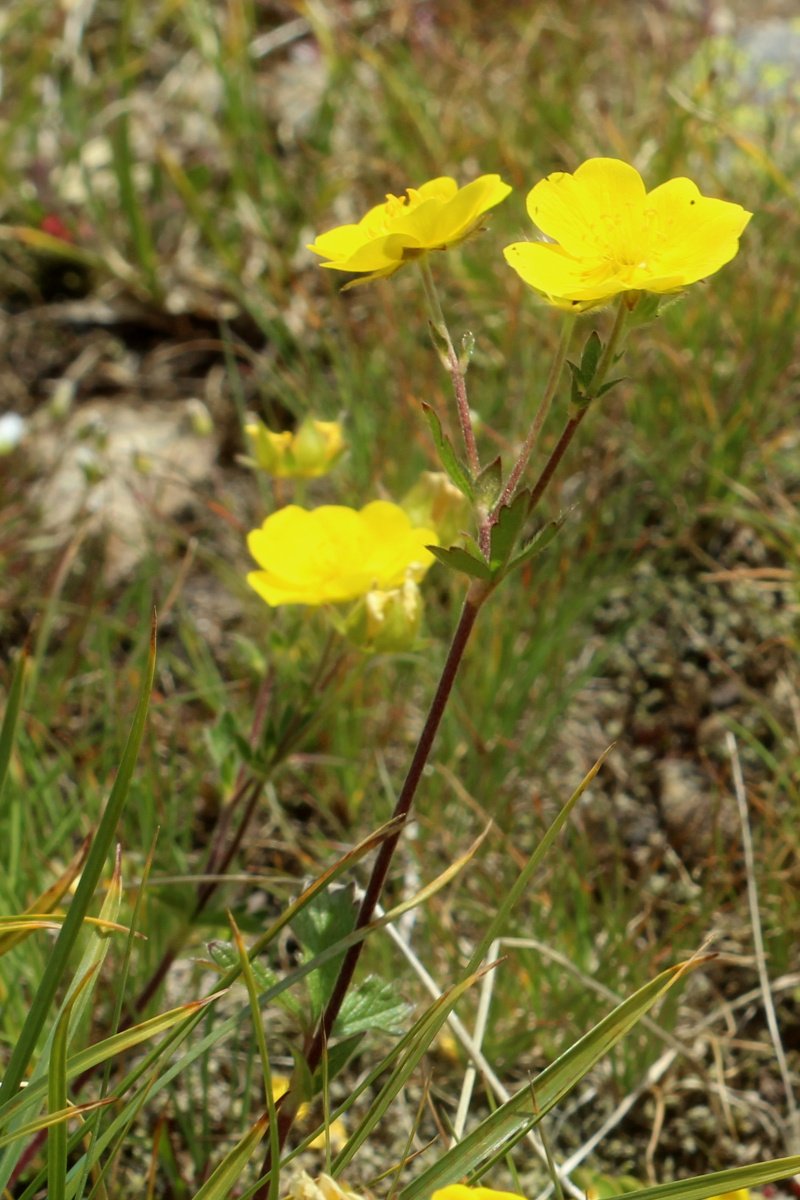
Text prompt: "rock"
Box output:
[[28, 398, 216, 584]]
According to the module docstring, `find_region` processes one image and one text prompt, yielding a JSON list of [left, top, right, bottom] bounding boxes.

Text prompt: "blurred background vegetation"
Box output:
[[1, 0, 798, 1194]]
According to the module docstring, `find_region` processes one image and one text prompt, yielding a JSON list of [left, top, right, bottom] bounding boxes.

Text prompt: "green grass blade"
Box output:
[[398, 956, 705, 1200], [0, 643, 27, 801], [332, 965, 492, 1176], [47, 966, 99, 1200], [466, 748, 612, 978], [190, 1114, 269, 1200], [0, 1101, 114, 1151], [0, 618, 156, 1178], [609, 1157, 800, 1200]]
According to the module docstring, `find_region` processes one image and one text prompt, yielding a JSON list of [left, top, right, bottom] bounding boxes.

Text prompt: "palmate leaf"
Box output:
[[293, 884, 359, 1017], [336, 975, 411, 1039]]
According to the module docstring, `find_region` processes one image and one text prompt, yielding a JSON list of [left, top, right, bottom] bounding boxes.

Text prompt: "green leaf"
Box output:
[[579, 328, 603, 384], [489, 490, 530, 574], [0, 643, 27, 803], [293, 886, 358, 1018], [473, 455, 503, 509], [421, 403, 474, 501], [427, 544, 493, 581], [48, 966, 100, 1200], [336, 975, 411, 1039], [596, 376, 626, 399], [607, 1157, 800, 1200], [190, 1113, 269, 1200], [507, 514, 566, 574]]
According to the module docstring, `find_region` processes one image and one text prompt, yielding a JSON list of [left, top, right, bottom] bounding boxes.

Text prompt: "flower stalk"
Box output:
[[418, 258, 480, 476], [493, 313, 577, 515], [254, 580, 490, 1195]]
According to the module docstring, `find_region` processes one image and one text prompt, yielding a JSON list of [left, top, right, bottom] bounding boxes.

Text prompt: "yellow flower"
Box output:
[[432, 1187, 526, 1200], [504, 157, 751, 310], [307, 174, 512, 285], [245, 416, 345, 479], [247, 501, 437, 607]]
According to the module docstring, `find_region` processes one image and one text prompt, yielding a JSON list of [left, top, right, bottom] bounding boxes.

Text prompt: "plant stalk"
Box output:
[[418, 258, 480, 476], [493, 314, 576, 513], [253, 579, 490, 1195]]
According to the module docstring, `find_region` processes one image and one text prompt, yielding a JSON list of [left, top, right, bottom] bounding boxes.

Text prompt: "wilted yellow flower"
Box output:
[[245, 416, 345, 479], [283, 1173, 364, 1200], [432, 1187, 526, 1200], [504, 157, 751, 310], [344, 578, 424, 652], [308, 174, 511, 285], [247, 501, 437, 607]]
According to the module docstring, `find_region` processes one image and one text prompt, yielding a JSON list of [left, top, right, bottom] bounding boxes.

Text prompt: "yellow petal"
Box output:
[[247, 503, 437, 608], [307, 224, 368, 260], [526, 158, 646, 258], [330, 233, 422, 272], [415, 176, 459, 201], [504, 241, 623, 304], [643, 177, 752, 284], [431, 174, 513, 244], [432, 1187, 527, 1200]]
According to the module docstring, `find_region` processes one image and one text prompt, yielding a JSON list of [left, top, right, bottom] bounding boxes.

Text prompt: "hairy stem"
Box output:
[[494, 314, 576, 513], [418, 258, 480, 475]]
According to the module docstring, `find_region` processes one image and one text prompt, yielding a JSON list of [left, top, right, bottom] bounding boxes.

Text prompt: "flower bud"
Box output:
[[245, 415, 345, 479], [401, 471, 471, 546], [344, 577, 423, 653]]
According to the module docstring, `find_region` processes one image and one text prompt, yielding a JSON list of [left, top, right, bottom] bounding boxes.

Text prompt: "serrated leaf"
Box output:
[[489, 490, 530, 573], [427, 544, 493, 581], [207, 940, 275, 994], [473, 455, 503, 509], [507, 514, 566, 574], [421, 403, 474, 501], [336, 975, 411, 1039], [293, 887, 358, 1017]]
